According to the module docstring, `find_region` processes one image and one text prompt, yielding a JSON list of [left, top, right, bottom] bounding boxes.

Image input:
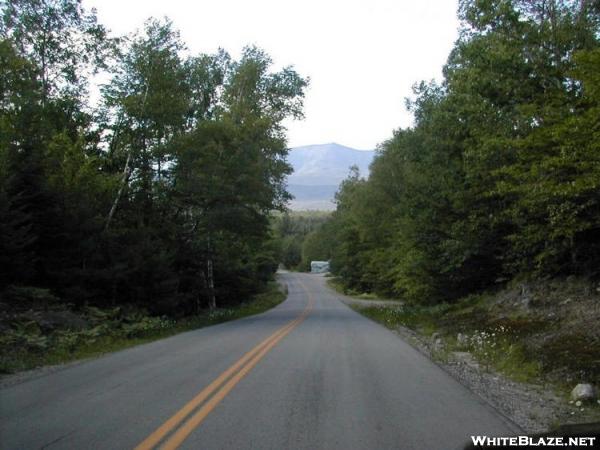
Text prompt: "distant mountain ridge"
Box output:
[[286, 143, 375, 210]]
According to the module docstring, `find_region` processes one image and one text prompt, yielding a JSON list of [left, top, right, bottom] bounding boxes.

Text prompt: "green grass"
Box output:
[[0, 282, 286, 375]]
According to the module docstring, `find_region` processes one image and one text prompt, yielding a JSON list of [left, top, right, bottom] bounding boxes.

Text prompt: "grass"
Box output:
[[0, 282, 286, 375]]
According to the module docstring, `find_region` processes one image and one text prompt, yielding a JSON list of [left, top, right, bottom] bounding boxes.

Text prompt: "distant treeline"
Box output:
[[310, 0, 600, 303], [0, 0, 307, 314], [272, 211, 332, 271]]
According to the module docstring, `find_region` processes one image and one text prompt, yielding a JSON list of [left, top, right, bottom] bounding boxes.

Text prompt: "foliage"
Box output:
[[0, 2, 307, 314], [354, 281, 598, 385], [0, 282, 285, 373], [316, 0, 600, 304]]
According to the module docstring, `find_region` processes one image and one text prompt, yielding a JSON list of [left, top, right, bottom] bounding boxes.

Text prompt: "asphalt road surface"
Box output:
[[1, 272, 518, 450]]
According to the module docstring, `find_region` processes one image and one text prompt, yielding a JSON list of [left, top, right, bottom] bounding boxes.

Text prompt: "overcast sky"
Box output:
[[82, 0, 460, 150]]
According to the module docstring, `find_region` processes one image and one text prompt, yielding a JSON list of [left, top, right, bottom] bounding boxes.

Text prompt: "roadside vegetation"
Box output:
[[306, 0, 600, 303], [354, 276, 600, 387], [327, 277, 395, 302], [0, 282, 286, 374]]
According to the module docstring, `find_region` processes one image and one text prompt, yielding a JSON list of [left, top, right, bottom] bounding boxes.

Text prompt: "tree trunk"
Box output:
[[104, 150, 131, 231], [196, 293, 202, 315], [207, 257, 216, 310], [199, 270, 208, 313], [104, 84, 149, 231]]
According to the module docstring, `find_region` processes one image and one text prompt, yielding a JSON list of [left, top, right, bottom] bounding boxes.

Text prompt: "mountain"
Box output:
[[286, 143, 375, 210]]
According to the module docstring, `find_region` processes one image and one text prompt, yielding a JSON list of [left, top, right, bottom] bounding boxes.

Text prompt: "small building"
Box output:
[[310, 261, 330, 274]]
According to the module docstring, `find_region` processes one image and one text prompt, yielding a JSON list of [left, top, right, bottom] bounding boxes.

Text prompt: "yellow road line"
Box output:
[[161, 302, 312, 449], [134, 321, 296, 450], [134, 280, 313, 450]]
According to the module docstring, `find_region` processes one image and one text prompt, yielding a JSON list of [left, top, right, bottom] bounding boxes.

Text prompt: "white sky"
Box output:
[[82, 0, 460, 150]]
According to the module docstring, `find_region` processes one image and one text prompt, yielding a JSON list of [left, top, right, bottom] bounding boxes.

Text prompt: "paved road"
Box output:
[[1, 272, 517, 450]]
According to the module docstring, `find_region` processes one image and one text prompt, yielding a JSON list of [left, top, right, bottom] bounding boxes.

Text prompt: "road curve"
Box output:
[[0, 272, 517, 449]]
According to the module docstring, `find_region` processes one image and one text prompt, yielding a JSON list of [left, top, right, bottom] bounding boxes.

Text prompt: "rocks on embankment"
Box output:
[[571, 383, 597, 402]]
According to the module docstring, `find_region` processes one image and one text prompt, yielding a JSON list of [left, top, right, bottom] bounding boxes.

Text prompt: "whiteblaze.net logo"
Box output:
[[471, 435, 597, 447]]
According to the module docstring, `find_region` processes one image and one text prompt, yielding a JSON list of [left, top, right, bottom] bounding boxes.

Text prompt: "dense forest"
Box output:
[[2, 0, 599, 317], [0, 0, 307, 315], [309, 0, 600, 304]]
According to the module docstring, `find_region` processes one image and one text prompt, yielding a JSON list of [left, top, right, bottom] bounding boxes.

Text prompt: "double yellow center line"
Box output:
[[135, 281, 314, 450]]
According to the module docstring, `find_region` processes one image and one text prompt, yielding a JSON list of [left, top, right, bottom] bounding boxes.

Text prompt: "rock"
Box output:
[[431, 334, 444, 353], [520, 284, 531, 308], [452, 351, 479, 370], [571, 384, 597, 402]]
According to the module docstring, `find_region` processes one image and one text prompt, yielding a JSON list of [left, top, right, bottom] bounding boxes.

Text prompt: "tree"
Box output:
[[1, 4, 307, 314], [101, 18, 189, 230], [322, 0, 600, 304], [1, 0, 109, 104], [171, 49, 308, 307], [1, 0, 112, 300]]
